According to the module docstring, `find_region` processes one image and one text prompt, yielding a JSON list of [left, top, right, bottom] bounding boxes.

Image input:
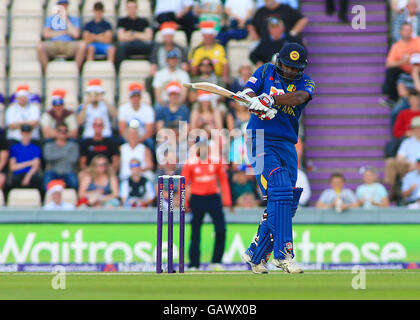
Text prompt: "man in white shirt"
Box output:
[[118, 82, 155, 142], [5, 85, 41, 143], [77, 79, 117, 139], [152, 49, 190, 107]]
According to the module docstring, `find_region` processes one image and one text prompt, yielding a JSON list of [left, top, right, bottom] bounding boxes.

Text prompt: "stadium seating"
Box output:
[[82, 60, 116, 103], [154, 30, 188, 48], [8, 62, 42, 99], [227, 40, 254, 77], [190, 30, 203, 49], [118, 60, 152, 105], [11, 0, 43, 17], [45, 61, 79, 110], [9, 32, 40, 64], [7, 188, 42, 208]]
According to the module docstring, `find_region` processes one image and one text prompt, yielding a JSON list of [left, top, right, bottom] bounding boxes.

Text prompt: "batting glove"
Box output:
[[249, 94, 277, 120]]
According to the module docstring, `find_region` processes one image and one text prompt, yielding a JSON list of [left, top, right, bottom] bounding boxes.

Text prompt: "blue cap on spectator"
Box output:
[[57, 0, 69, 4], [167, 50, 180, 59], [52, 98, 64, 106]]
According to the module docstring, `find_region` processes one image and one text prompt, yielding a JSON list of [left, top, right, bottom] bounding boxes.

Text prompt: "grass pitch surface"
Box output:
[[1, 270, 419, 300]]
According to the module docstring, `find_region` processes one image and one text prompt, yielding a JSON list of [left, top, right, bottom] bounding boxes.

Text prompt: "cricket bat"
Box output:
[[183, 82, 250, 106]]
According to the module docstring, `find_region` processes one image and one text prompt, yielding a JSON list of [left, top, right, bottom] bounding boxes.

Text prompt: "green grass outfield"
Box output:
[[1, 270, 420, 300]]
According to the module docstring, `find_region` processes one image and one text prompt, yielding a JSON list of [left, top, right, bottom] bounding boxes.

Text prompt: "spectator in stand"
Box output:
[[150, 22, 188, 74], [5, 85, 41, 145], [315, 172, 359, 211], [392, 0, 420, 43], [248, 0, 308, 41], [120, 158, 155, 208], [390, 54, 420, 125], [194, 0, 223, 33], [43, 180, 75, 210], [394, 90, 420, 138], [77, 79, 117, 139], [40, 89, 78, 140], [79, 117, 120, 178], [155, 150, 183, 209], [296, 168, 311, 206], [119, 126, 154, 181], [181, 139, 232, 270], [155, 82, 190, 132], [385, 116, 420, 199], [0, 132, 8, 196], [83, 1, 115, 62], [325, 0, 349, 23], [43, 123, 79, 190], [229, 62, 254, 95], [148, 22, 188, 104], [115, 0, 154, 70], [37, 0, 86, 72], [401, 157, 420, 206], [231, 166, 259, 206], [385, 90, 420, 158], [383, 23, 420, 104], [190, 91, 223, 130], [118, 82, 155, 144], [189, 57, 226, 108], [356, 166, 389, 209], [9, 125, 43, 195], [250, 17, 298, 67], [153, 51, 191, 107], [78, 155, 120, 208], [216, 0, 255, 46], [294, 138, 311, 206], [189, 21, 230, 85], [236, 193, 260, 208], [154, 0, 195, 44], [226, 99, 250, 132]]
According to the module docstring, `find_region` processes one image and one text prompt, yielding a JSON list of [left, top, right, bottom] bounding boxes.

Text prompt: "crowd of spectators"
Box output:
[[0, 0, 313, 209], [377, 0, 420, 209]]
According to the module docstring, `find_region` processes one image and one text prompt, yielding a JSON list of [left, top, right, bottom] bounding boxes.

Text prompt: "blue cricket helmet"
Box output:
[[276, 42, 307, 81]]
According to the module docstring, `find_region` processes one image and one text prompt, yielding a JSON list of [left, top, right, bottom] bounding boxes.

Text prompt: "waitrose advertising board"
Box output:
[[0, 224, 419, 269]]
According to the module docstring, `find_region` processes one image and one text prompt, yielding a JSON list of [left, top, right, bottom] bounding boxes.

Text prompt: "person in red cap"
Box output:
[[40, 89, 78, 139], [154, 0, 195, 44], [5, 85, 41, 144], [118, 82, 155, 144], [181, 139, 232, 271], [150, 22, 188, 75], [43, 180, 75, 210], [78, 79, 117, 139], [155, 81, 190, 132], [188, 21, 229, 84]]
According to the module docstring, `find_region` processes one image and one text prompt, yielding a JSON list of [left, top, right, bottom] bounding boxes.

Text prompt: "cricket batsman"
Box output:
[[237, 43, 315, 274]]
